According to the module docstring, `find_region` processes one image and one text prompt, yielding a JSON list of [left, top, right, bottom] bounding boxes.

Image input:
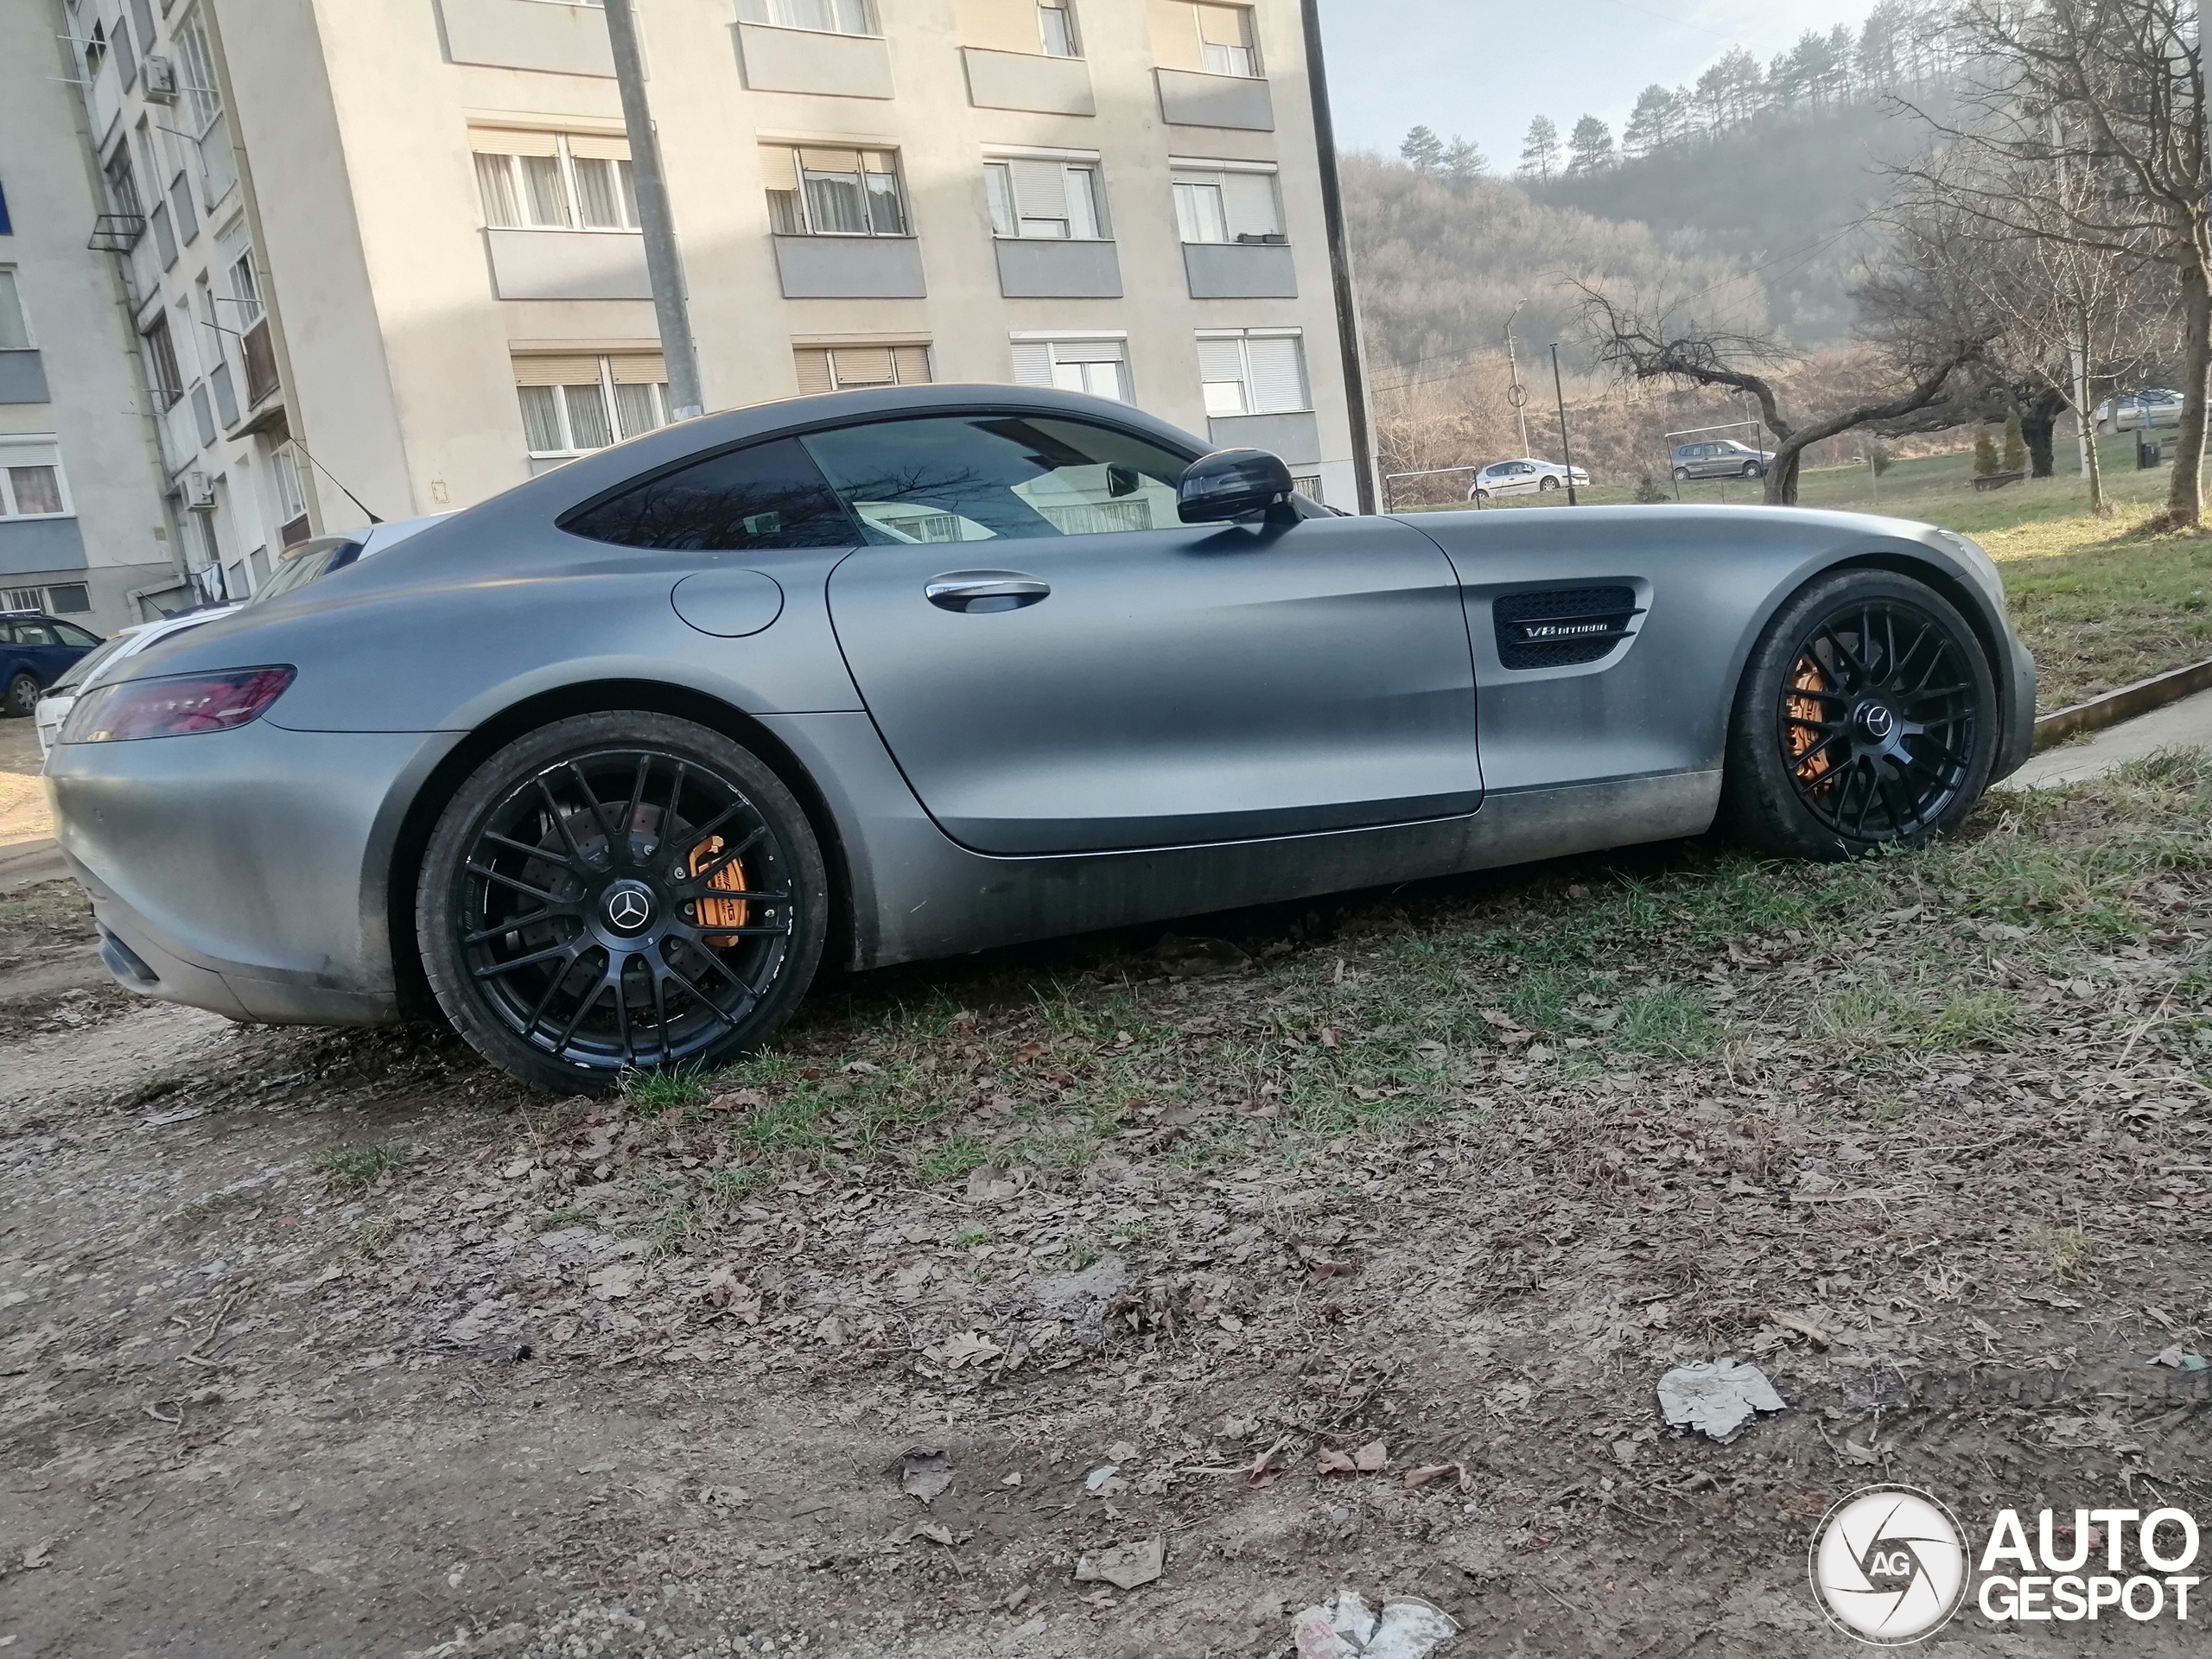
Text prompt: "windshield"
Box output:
[[46, 633, 135, 696], [248, 535, 361, 605]]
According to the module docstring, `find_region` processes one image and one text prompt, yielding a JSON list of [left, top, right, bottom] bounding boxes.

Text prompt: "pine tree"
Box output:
[[1440, 136, 1488, 178], [1399, 125, 1444, 170], [2002, 412, 2027, 474], [1518, 116, 1560, 181], [1622, 85, 1676, 156], [1973, 425, 2000, 476], [1567, 115, 1615, 175]]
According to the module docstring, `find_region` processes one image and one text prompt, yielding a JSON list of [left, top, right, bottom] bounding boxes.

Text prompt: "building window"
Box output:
[[269, 442, 308, 542], [43, 584, 94, 615], [1171, 159, 1284, 244], [516, 353, 670, 461], [104, 150, 143, 219], [984, 156, 1104, 240], [474, 131, 639, 232], [0, 443, 73, 519], [793, 341, 932, 394], [738, 0, 876, 35], [142, 315, 184, 408], [1198, 329, 1308, 416], [0, 270, 31, 350], [1010, 335, 1129, 402], [762, 146, 907, 238], [172, 11, 223, 133], [1037, 0, 1077, 55], [226, 250, 263, 326], [1192, 3, 1259, 76]]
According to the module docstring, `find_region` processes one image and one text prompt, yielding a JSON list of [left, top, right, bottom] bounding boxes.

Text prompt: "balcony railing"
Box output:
[[87, 213, 147, 253]]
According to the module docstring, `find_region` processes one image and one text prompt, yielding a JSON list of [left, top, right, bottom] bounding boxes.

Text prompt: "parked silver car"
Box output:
[[2093, 389, 2183, 433], [1468, 457, 1588, 502], [46, 385, 2036, 1094], [1671, 439, 1774, 480]]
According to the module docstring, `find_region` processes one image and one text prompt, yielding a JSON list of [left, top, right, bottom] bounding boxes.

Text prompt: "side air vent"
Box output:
[[1492, 585, 1643, 670]]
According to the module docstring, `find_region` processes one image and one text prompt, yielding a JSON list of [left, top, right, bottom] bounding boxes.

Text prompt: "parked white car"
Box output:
[[35, 514, 449, 755], [1469, 458, 1590, 502], [2093, 389, 2183, 433]]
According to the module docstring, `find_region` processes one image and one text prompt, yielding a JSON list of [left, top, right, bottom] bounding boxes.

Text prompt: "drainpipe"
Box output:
[[1299, 0, 1378, 513]]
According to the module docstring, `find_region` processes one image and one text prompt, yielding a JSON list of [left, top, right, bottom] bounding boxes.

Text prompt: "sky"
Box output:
[[1318, 0, 1873, 169]]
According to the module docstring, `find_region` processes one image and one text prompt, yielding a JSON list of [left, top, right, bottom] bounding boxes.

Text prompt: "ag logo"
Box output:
[[1810, 1486, 1969, 1645]]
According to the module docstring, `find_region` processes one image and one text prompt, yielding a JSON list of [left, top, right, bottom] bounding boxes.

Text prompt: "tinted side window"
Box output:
[[562, 436, 856, 551], [801, 415, 1192, 543]]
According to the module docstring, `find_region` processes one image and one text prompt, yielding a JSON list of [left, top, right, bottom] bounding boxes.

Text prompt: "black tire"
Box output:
[[1538, 474, 1560, 492], [1720, 569, 1998, 860], [1672, 467, 1689, 482], [1471, 489, 1491, 505], [3, 673, 40, 718], [1742, 461, 1763, 479], [416, 712, 829, 1094]]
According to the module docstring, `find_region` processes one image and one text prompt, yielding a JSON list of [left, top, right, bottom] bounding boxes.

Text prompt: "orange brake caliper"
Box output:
[[687, 838, 750, 946], [1786, 658, 1834, 789]]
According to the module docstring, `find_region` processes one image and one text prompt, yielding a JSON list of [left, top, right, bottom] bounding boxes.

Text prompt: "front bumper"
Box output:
[[44, 721, 450, 1025]]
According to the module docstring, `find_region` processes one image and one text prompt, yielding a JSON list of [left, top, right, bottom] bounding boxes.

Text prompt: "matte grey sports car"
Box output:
[[45, 385, 2036, 1092]]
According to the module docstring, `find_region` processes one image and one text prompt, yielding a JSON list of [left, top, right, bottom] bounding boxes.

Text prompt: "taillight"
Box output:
[[60, 666, 296, 743]]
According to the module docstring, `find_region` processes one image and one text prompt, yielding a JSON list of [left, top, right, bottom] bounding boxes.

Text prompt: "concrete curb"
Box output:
[[2032, 657, 2212, 752]]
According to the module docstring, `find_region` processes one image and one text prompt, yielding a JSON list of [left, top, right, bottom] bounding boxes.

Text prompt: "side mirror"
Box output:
[[1177, 448, 1295, 524]]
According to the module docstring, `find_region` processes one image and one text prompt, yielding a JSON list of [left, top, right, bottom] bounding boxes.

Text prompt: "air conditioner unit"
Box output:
[[142, 54, 179, 102], [184, 472, 217, 511]]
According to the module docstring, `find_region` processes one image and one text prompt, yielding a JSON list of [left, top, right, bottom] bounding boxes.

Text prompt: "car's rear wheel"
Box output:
[[1471, 488, 1491, 504], [3, 673, 38, 719], [1721, 569, 1997, 860], [1671, 467, 1689, 482], [1742, 461, 1763, 479], [417, 712, 829, 1094], [1538, 475, 1560, 492]]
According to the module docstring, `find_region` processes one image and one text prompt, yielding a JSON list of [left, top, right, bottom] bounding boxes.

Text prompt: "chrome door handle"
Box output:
[[925, 571, 1052, 613]]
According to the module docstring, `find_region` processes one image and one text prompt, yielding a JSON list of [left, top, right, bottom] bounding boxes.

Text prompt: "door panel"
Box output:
[[827, 514, 1483, 855]]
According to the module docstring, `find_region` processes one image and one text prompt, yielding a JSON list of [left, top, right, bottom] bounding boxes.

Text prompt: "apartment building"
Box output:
[[37, 0, 1362, 621], [0, 0, 186, 632]]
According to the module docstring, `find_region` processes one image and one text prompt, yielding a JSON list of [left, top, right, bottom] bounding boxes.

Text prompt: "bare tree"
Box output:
[[1576, 275, 1995, 505], [1894, 0, 2209, 526]]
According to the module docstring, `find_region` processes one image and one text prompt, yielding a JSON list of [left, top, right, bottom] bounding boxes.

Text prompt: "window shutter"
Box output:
[[1053, 338, 1125, 364], [799, 146, 862, 174], [893, 344, 933, 384], [1246, 335, 1307, 413], [1194, 3, 1250, 47], [513, 353, 604, 388], [470, 127, 561, 157], [831, 346, 897, 386], [565, 132, 631, 162], [758, 145, 800, 194], [1007, 159, 1068, 222], [1195, 335, 1246, 386], [793, 348, 834, 396], [1009, 342, 1053, 387], [1222, 171, 1281, 238], [607, 353, 667, 385]]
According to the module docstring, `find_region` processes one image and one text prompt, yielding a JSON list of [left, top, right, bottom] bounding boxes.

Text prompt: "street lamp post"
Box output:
[[602, 0, 704, 422], [1504, 297, 1531, 454]]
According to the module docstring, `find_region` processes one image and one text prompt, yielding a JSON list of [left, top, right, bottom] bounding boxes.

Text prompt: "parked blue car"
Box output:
[[3, 610, 102, 717]]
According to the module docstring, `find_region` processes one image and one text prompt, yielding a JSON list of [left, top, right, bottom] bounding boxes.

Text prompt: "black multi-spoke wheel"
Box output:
[[418, 713, 828, 1093], [1723, 569, 1998, 859]]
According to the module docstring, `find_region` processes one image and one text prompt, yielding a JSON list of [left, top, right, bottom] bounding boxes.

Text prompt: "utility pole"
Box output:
[[1504, 297, 1531, 454], [602, 0, 703, 421], [1550, 343, 1579, 505], [1298, 0, 1379, 513]]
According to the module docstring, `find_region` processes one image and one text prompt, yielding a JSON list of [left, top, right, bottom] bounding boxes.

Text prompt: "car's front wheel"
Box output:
[[1471, 488, 1490, 505], [1538, 475, 1560, 493], [1742, 461, 1763, 479], [1721, 569, 1998, 860], [1671, 467, 1689, 482], [3, 673, 38, 718], [417, 712, 830, 1094]]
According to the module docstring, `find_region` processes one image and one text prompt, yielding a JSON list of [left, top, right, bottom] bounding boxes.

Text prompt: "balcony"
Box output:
[[734, 22, 893, 98], [994, 238, 1120, 299], [772, 235, 924, 299], [486, 228, 652, 302], [1183, 240, 1296, 299], [962, 48, 1093, 115], [0, 518, 88, 579], [1155, 68, 1274, 130], [438, 0, 614, 76], [0, 350, 49, 405], [86, 213, 146, 253], [1207, 410, 1320, 465]]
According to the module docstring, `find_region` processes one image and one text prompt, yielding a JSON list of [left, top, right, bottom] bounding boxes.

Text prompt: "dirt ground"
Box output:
[[4, 753, 2212, 1658]]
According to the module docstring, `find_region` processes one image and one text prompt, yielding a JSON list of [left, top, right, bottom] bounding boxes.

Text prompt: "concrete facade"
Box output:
[[33, 0, 1358, 617]]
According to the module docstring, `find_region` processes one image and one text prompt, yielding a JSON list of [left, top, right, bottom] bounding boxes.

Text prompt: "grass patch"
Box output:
[[353, 1216, 400, 1256], [311, 1143, 407, 1192], [621, 1067, 715, 1116]]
